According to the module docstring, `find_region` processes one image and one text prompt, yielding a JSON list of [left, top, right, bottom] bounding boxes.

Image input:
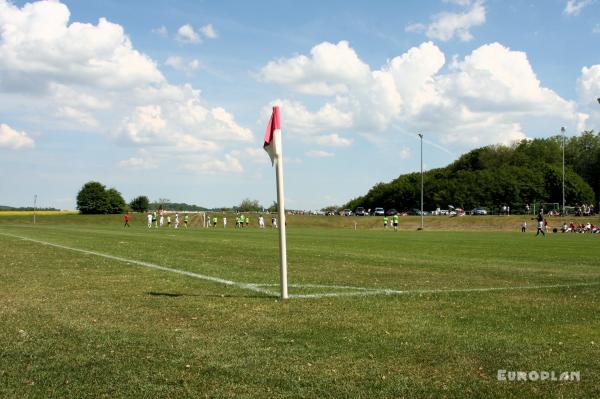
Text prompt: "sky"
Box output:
[[1, 0, 599, 210]]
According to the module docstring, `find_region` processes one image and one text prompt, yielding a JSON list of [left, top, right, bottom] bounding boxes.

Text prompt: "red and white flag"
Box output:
[[264, 106, 281, 166]]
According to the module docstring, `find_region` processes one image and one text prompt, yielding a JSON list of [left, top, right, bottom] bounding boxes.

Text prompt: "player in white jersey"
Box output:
[[147, 213, 152, 228], [259, 215, 265, 228], [174, 213, 180, 229]]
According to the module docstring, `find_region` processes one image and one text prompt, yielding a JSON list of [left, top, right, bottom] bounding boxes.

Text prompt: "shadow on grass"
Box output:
[[146, 291, 272, 299]]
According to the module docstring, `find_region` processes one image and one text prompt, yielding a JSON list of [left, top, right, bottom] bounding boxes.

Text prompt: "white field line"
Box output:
[[2, 232, 599, 300], [287, 281, 600, 299], [0, 232, 278, 297]]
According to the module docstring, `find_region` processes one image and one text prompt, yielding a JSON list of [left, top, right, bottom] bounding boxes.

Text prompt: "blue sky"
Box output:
[[1, 0, 599, 210]]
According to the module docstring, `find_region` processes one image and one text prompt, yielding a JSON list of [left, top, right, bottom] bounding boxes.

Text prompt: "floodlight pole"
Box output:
[[33, 194, 37, 225], [561, 127, 565, 216], [418, 133, 424, 230]]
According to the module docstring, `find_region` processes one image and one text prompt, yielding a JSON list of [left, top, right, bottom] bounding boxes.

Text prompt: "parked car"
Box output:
[[342, 209, 352, 216], [373, 207, 385, 216], [471, 207, 488, 215], [355, 207, 366, 216], [386, 208, 398, 216]]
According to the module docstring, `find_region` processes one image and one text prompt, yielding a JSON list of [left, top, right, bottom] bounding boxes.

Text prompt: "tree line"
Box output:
[[76, 182, 273, 214], [344, 132, 599, 212]]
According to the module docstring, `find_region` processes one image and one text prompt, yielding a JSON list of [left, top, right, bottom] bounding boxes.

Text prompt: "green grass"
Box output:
[[1, 215, 599, 398]]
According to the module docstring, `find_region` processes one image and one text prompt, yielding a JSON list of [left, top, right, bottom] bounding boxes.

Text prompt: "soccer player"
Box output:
[[184, 214, 189, 228], [167, 215, 171, 228], [123, 212, 130, 228], [223, 217, 227, 228], [240, 214, 245, 228], [245, 216, 249, 227], [392, 214, 399, 231], [521, 221, 527, 233], [259, 215, 265, 228], [159, 210, 165, 227], [147, 212, 152, 228], [212, 216, 217, 227], [152, 211, 158, 228], [383, 215, 388, 229], [174, 213, 180, 229], [535, 209, 545, 237]]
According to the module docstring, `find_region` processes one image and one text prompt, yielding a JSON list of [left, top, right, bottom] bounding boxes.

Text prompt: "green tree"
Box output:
[[129, 195, 150, 213], [267, 201, 278, 213], [237, 198, 263, 212], [106, 188, 126, 214], [76, 181, 110, 214]]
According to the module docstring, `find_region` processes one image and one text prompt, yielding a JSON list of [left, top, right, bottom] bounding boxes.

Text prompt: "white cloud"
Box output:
[[184, 153, 243, 174], [165, 56, 201, 73], [0, 1, 252, 175], [152, 26, 168, 37], [313, 134, 353, 147], [119, 150, 159, 170], [0, 123, 34, 149], [564, 0, 593, 16], [176, 24, 200, 43], [259, 40, 580, 151], [200, 24, 218, 39], [577, 64, 600, 129], [406, 0, 486, 42], [259, 41, 371, 95], [0, 1, 164, 92], [306, 150, 334, 158], [398, 147, 411, 159]]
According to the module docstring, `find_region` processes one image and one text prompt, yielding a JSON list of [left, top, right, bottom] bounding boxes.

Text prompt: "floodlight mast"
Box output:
[[561, 127, 565, 217], [418, 133, 424, 230]]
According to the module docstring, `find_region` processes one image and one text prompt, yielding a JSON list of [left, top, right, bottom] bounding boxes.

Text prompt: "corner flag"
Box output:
[[264, 106, 281, 166], [264, 106, 288, 299]]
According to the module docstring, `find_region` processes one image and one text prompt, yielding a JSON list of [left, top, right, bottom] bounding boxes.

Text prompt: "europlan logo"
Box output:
[[497, 370, 580, 382]]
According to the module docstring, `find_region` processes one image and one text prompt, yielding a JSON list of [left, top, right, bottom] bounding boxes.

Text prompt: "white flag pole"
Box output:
[[274, 130, 288, 299]]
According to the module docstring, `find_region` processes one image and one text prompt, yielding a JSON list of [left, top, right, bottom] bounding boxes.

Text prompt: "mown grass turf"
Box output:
[[1, 215, 599, 398]]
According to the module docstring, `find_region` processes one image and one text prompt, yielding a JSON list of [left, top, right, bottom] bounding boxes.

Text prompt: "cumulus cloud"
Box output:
[[165, 56, 200, 73], [406, 0, 486, 42], [200, 24, 218, 39], [152, 26, 168, 37], [259, 40, 580, 150], [119, 150, 159, 170], [313, 134, 353, 147], [564, 0, 593, 16], [176, 24, 200, 43], [184, 153, 244, 174], [0, 123, 34, 149], [0, 0, 252, 174], [259, 41, 371, 95], [306, 150, 334, 158], [577, 64, 600, 129]]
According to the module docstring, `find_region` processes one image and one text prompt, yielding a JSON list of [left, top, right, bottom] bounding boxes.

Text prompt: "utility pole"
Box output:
[[561, 127, 565, 216], [418, 133, 424, 230]]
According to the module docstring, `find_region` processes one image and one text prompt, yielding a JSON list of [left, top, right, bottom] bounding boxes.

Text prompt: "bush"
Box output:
[[76, 181, 126, 214]]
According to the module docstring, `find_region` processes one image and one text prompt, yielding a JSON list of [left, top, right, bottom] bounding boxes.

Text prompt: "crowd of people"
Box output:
[[127, 210, 279, 230], [522, 207, 600, 236]]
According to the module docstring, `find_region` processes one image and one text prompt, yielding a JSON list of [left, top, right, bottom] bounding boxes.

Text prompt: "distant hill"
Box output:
[[344, 132, 599, 213]]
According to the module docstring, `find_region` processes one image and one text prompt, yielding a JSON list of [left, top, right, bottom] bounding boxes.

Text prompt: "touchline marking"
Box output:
[[0, 232, 278, 297], [2, 231, 599, 300], [287, 282, 600, 299]]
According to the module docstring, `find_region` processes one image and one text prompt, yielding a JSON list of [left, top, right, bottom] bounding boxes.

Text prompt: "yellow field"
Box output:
[[0, 210, 78, 216]]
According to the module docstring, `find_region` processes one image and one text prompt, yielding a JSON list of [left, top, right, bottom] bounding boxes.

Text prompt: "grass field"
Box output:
[[1, 215, 599, 398]]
